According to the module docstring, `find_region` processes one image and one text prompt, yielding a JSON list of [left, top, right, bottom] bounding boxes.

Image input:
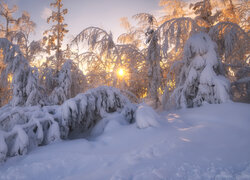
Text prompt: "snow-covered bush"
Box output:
[[163, 32, 231, 109], [135, 104, 159, 129], [0, 86, 136, 162]]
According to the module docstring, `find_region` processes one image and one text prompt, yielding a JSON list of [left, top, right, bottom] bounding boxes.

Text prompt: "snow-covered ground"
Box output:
[[0, 102, 250, 180]]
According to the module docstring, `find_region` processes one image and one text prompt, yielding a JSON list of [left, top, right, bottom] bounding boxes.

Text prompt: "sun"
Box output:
[[118, 68, 124, 77]]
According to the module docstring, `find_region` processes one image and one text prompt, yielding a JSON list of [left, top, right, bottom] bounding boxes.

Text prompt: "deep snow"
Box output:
[[0, 102, 250, 180]]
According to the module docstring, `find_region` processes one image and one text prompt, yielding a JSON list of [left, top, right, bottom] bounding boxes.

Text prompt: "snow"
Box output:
[[9, 126, 29, 156], [1, 102, 250, 180], [135, 104, 159, 129], [0, 133, 7, 162]]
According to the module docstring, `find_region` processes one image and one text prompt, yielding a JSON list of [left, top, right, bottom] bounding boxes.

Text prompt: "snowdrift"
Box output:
[[0, 102, 250, 180]]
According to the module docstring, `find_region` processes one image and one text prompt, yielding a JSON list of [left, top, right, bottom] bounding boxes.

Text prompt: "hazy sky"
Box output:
[[6, 0, 160, 44]]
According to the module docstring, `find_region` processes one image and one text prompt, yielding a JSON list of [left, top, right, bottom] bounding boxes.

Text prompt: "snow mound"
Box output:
[[90, 113, 128, 137], [135, 104, 159, 129]]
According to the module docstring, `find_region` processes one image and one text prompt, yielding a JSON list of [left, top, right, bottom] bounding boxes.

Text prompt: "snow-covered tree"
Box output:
[[132, 13, 162, 108], [0, 60, 11, 107], [39, 59, 86, 105], [141, 10, 248, 105], [25, 67, 45, 106], [146, 33, 162, 108], [76, 51, 111, 89], [60, 86, 137, 137], [117, 17, 143, 48], [163, 32, 231, 109], [212, 0, 249, 31], [72, 27, 121, 87], [0, 2, 18, 40], [209, 22, 249, 102], [0, 105, 61, 161], [116, 44, 147, 100], [43, 0, 68, 71], [70, 62, 86, 98], [49, 60, 72, 105], [0, 38, 44, 107], [158, 0, 188, 23], [0, 86, 136, 162], [190, 0, 221, 29], [13, 11, 42, 62]]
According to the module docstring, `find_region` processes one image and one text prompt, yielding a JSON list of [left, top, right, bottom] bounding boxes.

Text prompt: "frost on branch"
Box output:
[[164, 32, 230, 109], [0, 86, 136, 162]]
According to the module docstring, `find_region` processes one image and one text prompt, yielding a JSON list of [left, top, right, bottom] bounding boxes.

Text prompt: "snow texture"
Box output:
[[0, 86, 136, 162], [0, 102, 249, 180]]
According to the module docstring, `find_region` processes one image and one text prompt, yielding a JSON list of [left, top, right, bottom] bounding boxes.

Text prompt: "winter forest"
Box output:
[[0, 0, 250, 179]]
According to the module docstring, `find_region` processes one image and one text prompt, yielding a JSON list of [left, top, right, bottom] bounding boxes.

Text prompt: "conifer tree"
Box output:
[[43, 0, 68, 71]]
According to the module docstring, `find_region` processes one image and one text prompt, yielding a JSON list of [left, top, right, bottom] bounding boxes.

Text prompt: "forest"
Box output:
[[0, 0, 249, 176]]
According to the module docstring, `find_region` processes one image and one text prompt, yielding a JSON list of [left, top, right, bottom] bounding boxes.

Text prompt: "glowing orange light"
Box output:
[[118, 68, 124, 77]]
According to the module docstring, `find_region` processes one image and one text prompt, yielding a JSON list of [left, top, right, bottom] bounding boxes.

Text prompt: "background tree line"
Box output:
[[0, 0, 249, 108]]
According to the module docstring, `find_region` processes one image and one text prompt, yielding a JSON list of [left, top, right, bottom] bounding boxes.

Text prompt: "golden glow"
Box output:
[[117, 68, 124, 77], [229, 67, 235, 76], [7, 74, 12, 83]]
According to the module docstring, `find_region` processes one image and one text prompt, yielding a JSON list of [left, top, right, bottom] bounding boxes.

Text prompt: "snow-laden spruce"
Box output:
[[0, 86, 136, 162], [163, 32, 231, 109]]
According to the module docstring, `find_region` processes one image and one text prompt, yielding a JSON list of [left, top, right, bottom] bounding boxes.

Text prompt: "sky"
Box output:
[[6, 0, 161, 45]]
